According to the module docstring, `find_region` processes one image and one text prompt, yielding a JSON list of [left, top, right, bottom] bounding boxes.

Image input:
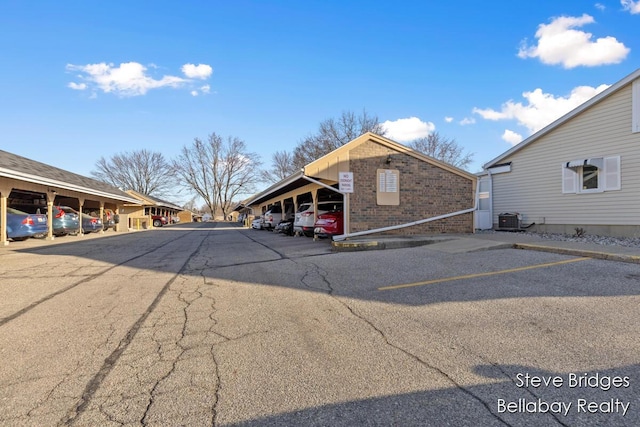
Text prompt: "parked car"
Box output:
[[2, 208, 48, 240], [275, 218, 294, 235], [152, 215, 168, 227], [294, 201, 343, 237], [262, 206, 286, 230], [11, 204, 79, 236], [53, 206, 81, 235], [313, 208, 344, 238], [50, 206, 80, 236], [103, 209, 117, 231], [170, 215, 180, 224], [251, 217, 263, 230], [80, 213, 103, 234]]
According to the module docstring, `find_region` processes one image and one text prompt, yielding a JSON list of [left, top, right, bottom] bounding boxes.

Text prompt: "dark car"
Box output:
[[80, 213, 103, 234], [275, 218, 294, 235], [102, 209, 117, 231], [50, 206, 80, 236], [53, 206, 80, 234], [2, 208, 48, 240]]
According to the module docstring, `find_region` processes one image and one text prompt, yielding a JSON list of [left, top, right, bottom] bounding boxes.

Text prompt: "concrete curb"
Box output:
[[332, 237, 640, 264], [514, 243, 640, 264], [332, 238, 452, 252]]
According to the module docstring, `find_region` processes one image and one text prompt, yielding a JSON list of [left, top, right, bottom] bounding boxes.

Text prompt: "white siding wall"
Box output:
[[492, 84, 640, 226]]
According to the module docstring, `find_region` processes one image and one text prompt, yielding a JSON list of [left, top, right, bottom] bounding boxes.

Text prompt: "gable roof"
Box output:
[[0, 150, 141, 204], [305, 132, 476, 181], [483, 68, 640, 169], [243, 132, 476, 207]]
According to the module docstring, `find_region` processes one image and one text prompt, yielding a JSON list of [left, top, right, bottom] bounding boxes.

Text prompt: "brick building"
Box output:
[[242, 132, 477, 238]]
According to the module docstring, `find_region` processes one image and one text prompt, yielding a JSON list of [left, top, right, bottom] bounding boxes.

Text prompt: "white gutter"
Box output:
[[332, 179, 480, 242], [301, 175, 346, 195]]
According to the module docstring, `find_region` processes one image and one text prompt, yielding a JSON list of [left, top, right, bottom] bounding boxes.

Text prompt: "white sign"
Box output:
[[339, 172, 354, 193]]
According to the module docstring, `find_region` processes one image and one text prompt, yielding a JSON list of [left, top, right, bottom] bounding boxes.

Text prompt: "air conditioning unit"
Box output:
[[498, 213, 522, 231]]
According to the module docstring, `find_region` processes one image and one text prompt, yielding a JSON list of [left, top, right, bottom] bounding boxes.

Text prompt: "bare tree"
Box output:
[[91, 149, 174, 197], [291, 109, 387, 169], [261, 150, 299, 184], [173, 133, 262, 219], [408, 132, 473, 170]]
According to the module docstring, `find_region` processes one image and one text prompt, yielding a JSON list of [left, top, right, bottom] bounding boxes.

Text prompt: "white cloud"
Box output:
[[518, 14, 629, 68], [444, 116, 453, 123], [380, 117, 435, 142], [66, 62, 214, 98], [595, 3, 606, 11], [502, 130, 523, 146], [181, 63, 213, 79], [67, 82, 87, 90], [189, 85, 212, 97], [66, 62, 188, 97], [473, 84, 610, 134], [459, 117, 476, 125], [621, 0, 640, 13]]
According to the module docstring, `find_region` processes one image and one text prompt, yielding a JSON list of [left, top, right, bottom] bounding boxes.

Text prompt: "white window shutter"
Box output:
[[562, 164, 577, 193], [633, 80, 640, 133], [603, 156, 621, 191]]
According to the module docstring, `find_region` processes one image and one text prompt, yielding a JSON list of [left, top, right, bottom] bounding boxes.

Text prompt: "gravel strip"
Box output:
[[476, 230, 640, 248]]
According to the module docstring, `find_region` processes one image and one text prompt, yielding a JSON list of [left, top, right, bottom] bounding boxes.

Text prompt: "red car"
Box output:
[[313, 210, 344, 238], [152, 215, 168, 227]]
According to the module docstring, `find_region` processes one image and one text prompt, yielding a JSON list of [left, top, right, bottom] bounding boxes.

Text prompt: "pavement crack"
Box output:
[[59, 233, 210, 426], [298, 261, 334, 293], [334, 299, 513, 427]]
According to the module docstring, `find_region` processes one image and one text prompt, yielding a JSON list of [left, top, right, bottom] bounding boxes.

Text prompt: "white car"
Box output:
[[294, 201, 343, 236], [251, 217, 263, 229]]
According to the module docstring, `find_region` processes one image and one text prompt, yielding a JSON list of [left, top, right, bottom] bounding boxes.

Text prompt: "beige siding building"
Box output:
[[482, 68, 640, 237]]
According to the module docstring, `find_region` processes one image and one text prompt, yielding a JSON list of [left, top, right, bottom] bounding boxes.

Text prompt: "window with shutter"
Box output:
[[562, 155, 621, 194]]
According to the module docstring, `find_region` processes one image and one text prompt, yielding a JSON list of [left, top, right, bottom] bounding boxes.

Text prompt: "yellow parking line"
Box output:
[[378, 257, 591, 291]]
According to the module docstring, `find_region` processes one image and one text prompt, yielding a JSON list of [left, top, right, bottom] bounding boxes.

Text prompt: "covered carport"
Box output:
[[240, 171, 344, 232], [0, 150, 141, 246], [241, 132, 477, 239]]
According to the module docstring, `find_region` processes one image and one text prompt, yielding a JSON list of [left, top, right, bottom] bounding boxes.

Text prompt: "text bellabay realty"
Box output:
[[498, 372, 631, 417]]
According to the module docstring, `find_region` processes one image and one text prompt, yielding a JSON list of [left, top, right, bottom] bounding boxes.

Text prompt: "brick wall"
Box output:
[[349, 141, 474, 235]]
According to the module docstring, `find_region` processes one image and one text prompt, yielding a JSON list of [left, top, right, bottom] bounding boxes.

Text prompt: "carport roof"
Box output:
[[241, 171, 316, 207], [125, 189, 183, 210], [0, 150, 141, 204]]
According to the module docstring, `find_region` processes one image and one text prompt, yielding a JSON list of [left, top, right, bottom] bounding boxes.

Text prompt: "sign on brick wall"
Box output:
[[377, 169, 399, 205], [339, 172, 354, 193]]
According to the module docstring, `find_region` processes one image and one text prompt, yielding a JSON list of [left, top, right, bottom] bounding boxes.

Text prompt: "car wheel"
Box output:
[[153, 219, 162, 227]]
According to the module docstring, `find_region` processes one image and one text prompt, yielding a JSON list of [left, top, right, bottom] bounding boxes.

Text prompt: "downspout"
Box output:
[[332, 178, 480, 242], [487, 168, 493, 230]]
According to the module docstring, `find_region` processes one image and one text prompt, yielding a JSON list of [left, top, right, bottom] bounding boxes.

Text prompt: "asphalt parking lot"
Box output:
[[0, 222, 638, 426]]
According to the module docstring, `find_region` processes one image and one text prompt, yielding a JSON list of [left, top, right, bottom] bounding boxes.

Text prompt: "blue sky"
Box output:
[[1, 0, 639, 201]]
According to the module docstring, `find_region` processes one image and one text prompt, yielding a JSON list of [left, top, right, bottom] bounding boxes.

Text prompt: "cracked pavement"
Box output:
[[1, 222, 639, 426]]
